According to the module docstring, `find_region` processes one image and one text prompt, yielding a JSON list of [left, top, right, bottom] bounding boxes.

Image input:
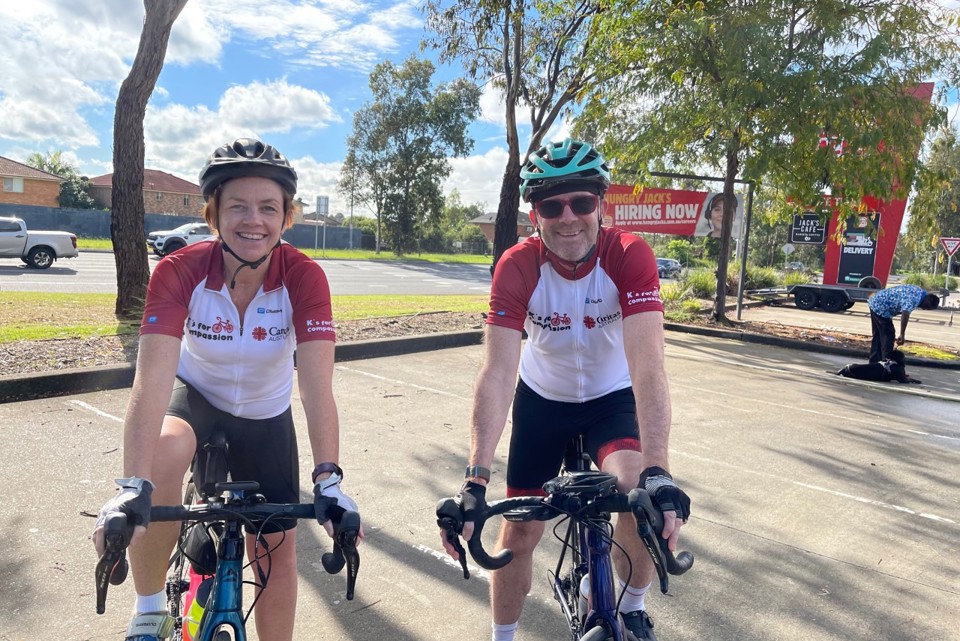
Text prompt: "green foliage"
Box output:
[[338, 55, 481, 256], [681, 269, 717, 298], [577, 0, 960, 315], [903, 127, 960, 265], [665, 239, 695, 264], [422, 0, 604, 264], [903, 272, 958, 290], [26, 150, 97, 209], [783, 271, 816, 287]]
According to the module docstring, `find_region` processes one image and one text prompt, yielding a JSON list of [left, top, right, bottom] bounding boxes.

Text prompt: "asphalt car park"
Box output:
[[2, 334, 957, 641]]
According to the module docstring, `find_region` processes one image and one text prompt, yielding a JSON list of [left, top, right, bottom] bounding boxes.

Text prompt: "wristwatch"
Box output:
[[464, 465, 491, 482]]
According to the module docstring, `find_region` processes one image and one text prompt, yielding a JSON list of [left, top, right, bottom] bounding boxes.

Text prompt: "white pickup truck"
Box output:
[[0, 216, 79, 269]]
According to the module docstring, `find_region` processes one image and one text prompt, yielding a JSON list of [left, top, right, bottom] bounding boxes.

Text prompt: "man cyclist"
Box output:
[[440, 138, 690, 641], [92, 138, 360, 641]]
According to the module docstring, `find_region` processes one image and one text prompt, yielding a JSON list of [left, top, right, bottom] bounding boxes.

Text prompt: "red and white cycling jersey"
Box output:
[[141, 240, 335, 419], [487, 227, 663, 403]]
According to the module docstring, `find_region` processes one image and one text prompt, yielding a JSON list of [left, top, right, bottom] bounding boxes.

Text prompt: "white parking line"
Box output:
[[66, 400, 123, 422]]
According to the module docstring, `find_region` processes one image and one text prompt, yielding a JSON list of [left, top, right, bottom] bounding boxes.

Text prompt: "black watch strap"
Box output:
[[312, 462, 343, 484], [464, 465, 491, 482]]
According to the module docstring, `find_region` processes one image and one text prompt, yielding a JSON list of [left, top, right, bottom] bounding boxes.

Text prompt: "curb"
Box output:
[[0, 330, 484, 404], [665, 321, 960, 370], [2, 324, 958, 405]]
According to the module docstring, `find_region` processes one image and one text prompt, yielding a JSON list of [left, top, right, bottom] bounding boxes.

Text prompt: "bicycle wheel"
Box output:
[[579, 625, 639, 641], [166, 481, 197, 641]]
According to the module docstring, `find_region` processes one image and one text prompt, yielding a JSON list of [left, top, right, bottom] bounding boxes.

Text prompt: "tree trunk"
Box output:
[[711, 147, 741, 323], [111, 0, 188, 319]]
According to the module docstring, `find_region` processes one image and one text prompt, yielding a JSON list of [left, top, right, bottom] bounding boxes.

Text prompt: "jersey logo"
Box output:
[[625, 288, 662, 305], [252, 326, 268, 341], [528, 311, 573, 331]]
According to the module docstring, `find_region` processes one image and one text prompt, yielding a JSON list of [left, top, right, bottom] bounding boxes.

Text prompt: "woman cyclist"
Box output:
[[92, 138, 360, 641]]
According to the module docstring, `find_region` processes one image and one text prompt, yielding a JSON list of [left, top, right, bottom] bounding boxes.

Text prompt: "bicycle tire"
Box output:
[[167, 481, 198, 641], [579, 625, 610, 641]]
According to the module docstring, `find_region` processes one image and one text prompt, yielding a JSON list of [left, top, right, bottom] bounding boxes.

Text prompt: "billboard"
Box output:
[[604, 184, 743, 237]]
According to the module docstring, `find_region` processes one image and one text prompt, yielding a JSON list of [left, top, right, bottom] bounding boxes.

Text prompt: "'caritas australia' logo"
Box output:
[[527, 311, 573, 331], [251, 326, 290, 342]]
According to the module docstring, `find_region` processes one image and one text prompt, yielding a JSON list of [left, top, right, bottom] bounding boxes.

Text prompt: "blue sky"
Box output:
[[2, 1, 956, 221], [0, 0, 568, 217]]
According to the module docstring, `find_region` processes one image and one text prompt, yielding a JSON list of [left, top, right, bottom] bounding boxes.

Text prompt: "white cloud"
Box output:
[[144, 79, 339, 178], [446, 147, 511, 212], [219, 80, 340, 132]]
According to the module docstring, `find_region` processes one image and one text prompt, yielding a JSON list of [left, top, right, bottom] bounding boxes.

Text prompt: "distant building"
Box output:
[[469, 210, 534, 243], [0, 155, 63, 208], [89, 169, 205, 216]]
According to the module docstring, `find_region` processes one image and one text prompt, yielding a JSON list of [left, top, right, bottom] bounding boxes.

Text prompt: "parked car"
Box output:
[[656, 257, 682, 279], [0, 216, 79, 269], [785, 261, 806, 271], [148, 222, 215, 256]]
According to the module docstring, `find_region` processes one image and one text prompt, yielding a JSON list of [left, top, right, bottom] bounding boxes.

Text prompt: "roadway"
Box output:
[[0, 251, 493, 296], [1, 334, 956, 641]]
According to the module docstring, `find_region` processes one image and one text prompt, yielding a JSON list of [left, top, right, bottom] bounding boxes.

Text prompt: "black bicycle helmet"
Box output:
[[198, 138, 298, 199], [519, 138, 611, 203]]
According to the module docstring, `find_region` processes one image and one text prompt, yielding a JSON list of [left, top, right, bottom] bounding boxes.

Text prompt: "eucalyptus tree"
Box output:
[[903, 127, 960, 272], [423, 0, 606, 269], [339, 55, 480, 255], [112, 0, 189, 318], [578, 0, 959, 321]]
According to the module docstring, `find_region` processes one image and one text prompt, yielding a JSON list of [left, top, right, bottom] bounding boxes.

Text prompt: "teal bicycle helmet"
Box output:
[[520, 138, 611, 203]]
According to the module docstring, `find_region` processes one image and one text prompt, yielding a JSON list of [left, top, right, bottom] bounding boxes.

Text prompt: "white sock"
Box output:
[[134, 589, 167, 614], [617, 579, 650, 613], [492, 621, 519, 641]]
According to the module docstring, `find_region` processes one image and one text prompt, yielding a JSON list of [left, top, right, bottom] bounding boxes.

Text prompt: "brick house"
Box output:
[[469, 210, 535, 242], [89, 169, 306, 222], [89, 169, 206, 216], [0, 155, 63, 207]]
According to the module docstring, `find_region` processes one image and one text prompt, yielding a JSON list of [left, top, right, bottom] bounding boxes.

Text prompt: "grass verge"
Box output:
[[0, 292, 488, 343], [76, 239, 492, 265]]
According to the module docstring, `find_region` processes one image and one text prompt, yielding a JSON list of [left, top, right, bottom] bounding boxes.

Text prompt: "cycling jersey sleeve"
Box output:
[[286, 253, 336, 343], [606, 232, 663, 317], [487, 241, 541, 332], [140, 251, 200, 338]]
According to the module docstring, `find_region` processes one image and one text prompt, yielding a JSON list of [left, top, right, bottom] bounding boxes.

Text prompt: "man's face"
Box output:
[[532, 191, 602, 262]]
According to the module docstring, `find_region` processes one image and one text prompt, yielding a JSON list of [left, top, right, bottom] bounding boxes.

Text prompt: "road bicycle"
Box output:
[[437, 436, 693, 641], [95, 432, 360, 641]]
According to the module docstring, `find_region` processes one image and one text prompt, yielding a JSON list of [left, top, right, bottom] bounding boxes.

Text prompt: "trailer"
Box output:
[[748, 277, 884, 313]]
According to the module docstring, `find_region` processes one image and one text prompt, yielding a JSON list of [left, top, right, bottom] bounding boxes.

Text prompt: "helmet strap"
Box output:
[[221, 240, 279, 289]]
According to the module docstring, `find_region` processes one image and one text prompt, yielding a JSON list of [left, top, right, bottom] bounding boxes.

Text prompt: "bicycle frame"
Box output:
[[554, 436, 628, 641], [192, 506, 248, 641]]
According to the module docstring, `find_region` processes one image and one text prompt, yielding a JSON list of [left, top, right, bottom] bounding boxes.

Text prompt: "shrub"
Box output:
[[783, 271, 816, 287], [681, 269, 716, 298]]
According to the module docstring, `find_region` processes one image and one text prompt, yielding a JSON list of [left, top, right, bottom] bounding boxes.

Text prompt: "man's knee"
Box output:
[[600, 449, 643, 492], [498, 520, 544, 555]]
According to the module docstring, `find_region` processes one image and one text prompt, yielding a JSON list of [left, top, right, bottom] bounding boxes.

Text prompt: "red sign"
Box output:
[[604, 184, 742, 237], [941, 237, 960, 257]]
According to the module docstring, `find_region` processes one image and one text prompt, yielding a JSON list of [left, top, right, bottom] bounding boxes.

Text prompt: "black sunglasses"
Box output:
[[534, 194, 600, 219]]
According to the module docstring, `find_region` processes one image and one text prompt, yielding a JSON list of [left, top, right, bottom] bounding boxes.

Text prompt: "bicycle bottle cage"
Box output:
[[193, 431, 229, 500], [543, 471, 618, 498]]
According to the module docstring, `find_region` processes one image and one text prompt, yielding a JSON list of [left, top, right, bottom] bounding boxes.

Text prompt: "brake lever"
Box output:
[[436, 498, 469, 579], [94, 511, 133, 614], [321, 509, 361, 601]]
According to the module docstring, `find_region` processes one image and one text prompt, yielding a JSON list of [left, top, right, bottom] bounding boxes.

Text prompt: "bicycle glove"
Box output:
[[456, 480, 487, 523], [94, 477, 155, 532], [314, 472, 359, 525], [639, 466, 691, 522]]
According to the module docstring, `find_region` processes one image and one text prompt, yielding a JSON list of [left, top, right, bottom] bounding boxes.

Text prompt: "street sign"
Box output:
[[790, 213, 826, 244], [782, 243, 795, 256], [940, 237, 960, 257]]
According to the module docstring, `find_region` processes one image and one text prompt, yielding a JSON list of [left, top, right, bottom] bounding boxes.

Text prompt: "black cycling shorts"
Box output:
[[506, 378, 641, 496], [168, 378, 300, 533]]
